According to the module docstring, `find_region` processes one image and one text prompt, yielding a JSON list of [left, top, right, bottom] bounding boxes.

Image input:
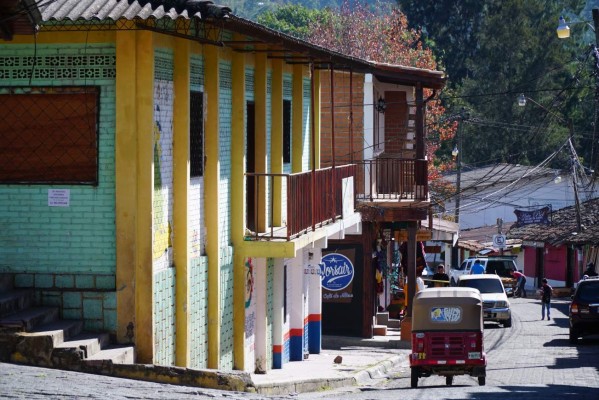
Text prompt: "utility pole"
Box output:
[[451, 111, 465, 270], [592, 9, 599, 177]]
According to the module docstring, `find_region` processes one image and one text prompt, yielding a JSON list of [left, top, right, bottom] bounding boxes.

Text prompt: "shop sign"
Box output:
[[320, 253, 354, 291]]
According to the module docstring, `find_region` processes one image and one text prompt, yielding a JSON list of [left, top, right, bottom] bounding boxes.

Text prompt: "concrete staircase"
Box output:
[[0, 273, 134, 369], [373, 312, 401, 336]]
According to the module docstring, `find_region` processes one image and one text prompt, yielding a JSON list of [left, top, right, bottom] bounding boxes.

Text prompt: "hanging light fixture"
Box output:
[[376, 96, 387, 113], [557, 15, 571, 39], [517, 93, 527, 107]]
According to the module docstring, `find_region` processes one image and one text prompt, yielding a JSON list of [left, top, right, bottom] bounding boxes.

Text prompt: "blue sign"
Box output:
[[320, 253, 354, 291]]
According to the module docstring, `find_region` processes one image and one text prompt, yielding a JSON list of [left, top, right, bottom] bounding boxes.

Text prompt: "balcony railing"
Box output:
[[354, 158, 428, 202], [246, 164, 356, 241]]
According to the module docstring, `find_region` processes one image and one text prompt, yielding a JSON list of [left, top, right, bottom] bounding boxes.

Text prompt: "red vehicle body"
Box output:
[[409, 287, 487, 387]]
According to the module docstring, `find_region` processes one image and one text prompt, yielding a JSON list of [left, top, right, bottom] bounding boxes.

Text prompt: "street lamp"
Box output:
[[557, 16, 571, 39]]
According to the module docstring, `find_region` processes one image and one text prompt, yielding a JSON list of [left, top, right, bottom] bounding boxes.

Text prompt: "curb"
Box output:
[[253, 354, 406, 395], [75, 361, 256, 393]]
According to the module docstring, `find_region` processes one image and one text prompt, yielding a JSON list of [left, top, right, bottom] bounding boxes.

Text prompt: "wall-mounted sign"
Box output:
[[320, 253, 354, 292], [48, 189, 70, 207]]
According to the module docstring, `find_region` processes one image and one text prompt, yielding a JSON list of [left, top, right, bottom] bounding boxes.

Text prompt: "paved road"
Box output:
[[299, 297, 599, 399], [2, 297, 597, 399]]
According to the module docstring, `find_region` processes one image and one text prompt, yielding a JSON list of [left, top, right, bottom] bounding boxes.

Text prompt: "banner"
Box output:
[[513, 205, 551, 227]]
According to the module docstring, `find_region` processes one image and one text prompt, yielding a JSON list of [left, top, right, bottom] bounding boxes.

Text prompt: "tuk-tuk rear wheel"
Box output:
[[446, 376, 453, 386], [478, 376, 486, 386], [410, 368, 419, 388]]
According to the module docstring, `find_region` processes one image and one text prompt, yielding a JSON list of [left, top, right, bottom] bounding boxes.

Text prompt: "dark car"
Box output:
[[569, 276, 599, 344]]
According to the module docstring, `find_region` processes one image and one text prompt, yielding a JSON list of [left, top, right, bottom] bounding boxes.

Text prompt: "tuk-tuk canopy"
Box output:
[[412, 287, 483, 331]]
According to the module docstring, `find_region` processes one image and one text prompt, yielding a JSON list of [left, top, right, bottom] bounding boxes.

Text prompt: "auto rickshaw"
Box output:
[[409, 287, 486, 388]]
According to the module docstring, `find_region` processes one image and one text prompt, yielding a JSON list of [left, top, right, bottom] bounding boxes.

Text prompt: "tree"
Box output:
[[258, 2, 456, 204], [257, 4, 330, 39], [399, 0, 594, 171]]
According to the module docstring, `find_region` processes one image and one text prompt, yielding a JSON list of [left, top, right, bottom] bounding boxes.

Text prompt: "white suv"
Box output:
[[458, 274, 512, 328], [449, 256, 518, 287]]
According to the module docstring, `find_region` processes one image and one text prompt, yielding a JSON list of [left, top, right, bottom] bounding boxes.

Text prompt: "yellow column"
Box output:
[[115, 30, 137, 345], [270, 59, 283, 226], [173, 37, 191, 367], [204, 42, 221, 369], [231, 35, 246, 371], [292, 64, 304, 173], [255, 53, 267, 232], [134, 29, 155, 364], [313, 68, 321, 170]]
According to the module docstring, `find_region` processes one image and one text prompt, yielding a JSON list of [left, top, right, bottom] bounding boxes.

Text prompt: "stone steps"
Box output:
[[373, 312, 401, 335], [0, 274, 135, 369]]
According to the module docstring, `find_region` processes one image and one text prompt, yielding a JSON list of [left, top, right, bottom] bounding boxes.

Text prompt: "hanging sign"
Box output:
[[513, 205, 551, 226]]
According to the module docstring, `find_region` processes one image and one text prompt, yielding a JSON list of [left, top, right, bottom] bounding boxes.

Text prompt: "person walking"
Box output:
[[470, 259, 485, 274], [430, 264, 450, 287], [540, 278, 553, 320]]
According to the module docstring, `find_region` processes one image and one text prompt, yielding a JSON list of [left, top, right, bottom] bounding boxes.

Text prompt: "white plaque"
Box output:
[[48, 189, 70, 207]]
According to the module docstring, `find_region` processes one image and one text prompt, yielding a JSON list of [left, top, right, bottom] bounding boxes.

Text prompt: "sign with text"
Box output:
[[321, 251, 355, 303], [493, 234, 506, 249], [395, 229, 433, 242], [513, 205, 551, 227], [48, 189, 70, 207]]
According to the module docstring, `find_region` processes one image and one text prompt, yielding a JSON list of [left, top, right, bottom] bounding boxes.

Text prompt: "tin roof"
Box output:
[[19, 0, 445, 90], [38, 0, 231, 21]]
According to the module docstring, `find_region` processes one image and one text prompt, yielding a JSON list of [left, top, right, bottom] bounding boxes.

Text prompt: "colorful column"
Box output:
[[272, 258, 289, 369], [307, 248, 322, 354], [289, 253, 305, 361]]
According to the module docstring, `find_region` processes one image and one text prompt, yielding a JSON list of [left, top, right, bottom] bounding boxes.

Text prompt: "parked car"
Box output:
[[569, 276, 599, 344], [458, 274, 512, 328], [449, 256, 518, 294]]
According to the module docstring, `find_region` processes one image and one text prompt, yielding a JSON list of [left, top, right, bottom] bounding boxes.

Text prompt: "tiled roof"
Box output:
[[508, 197, 599, 245]]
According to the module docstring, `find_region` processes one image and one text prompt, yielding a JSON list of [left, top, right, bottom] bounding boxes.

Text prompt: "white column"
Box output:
[[272, 258, 287, 369]]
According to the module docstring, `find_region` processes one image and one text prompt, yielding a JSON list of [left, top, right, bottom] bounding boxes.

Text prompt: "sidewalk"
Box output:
[[250, 329, 410, 395]]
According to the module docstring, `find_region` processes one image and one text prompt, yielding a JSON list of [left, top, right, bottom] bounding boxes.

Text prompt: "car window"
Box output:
[[577, 282, 599, 302], [485, 260, 516, 278], [457, 261, 467, 271], [459, 278, 504, 294]]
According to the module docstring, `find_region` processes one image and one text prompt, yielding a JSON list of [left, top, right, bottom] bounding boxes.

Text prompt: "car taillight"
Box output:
[[571, 301, 579, 314]]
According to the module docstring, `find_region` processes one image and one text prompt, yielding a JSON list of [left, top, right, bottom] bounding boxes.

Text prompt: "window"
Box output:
[[190, 91, 204, 178], [0, 86, 99, 185], [283, 100, 291, 164]]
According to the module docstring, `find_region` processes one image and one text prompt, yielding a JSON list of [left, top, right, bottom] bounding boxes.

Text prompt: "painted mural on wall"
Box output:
[[244, 257, 256, 371], [320, 250, 355, 303], [152, 79, 174, 268]]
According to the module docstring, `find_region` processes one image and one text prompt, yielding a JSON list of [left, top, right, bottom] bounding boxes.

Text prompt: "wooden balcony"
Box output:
[[354, 158, 428, 202], [246, 164, 356, 241], [245, 159, 428, 241]]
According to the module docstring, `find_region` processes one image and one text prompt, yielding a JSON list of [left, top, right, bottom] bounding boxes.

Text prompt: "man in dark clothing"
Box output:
[[429, 264, 450, 287], [584, 262, 598, 277], [540, 278, 553, 320]]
